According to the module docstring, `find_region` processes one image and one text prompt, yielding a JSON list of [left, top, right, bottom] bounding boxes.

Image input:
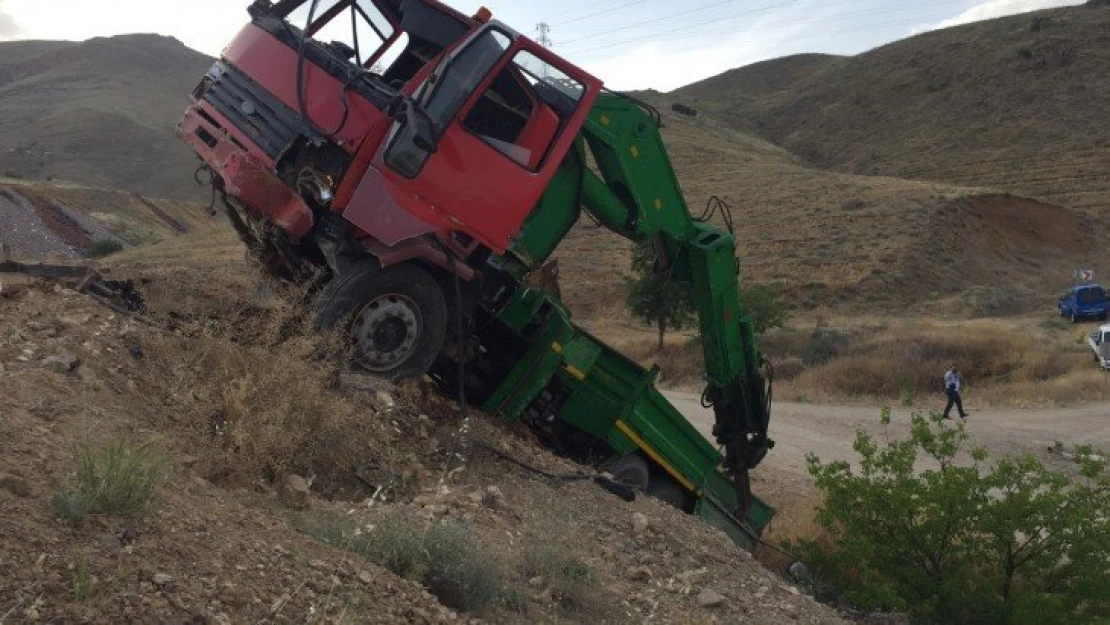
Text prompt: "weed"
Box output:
[[72, 551, 92, 602], [420, 521, 503, 614], [305, 513, 506, 615], [54, 439, 167, 520], [520, 544, 610, 617]]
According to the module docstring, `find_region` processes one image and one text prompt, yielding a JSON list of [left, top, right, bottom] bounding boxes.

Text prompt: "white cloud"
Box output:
[[0, 0, 22, 39], [4, 0, 250, 54], [932, 0, 1083, 30], [566, 1, 822, 92]]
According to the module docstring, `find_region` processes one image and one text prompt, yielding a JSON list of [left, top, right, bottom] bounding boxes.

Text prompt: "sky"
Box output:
[[0, 0, 1085, 90]]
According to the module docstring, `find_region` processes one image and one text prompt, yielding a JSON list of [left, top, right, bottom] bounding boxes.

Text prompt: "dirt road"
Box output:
[[665, 392, 1110, 480]]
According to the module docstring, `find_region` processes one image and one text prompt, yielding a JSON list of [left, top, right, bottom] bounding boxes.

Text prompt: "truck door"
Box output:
[[375, 22, 601, 253]]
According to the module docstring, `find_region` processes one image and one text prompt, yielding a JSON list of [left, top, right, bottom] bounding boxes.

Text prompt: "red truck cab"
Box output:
[[177, 0, 601, 379], [180, 0, 599, 268]]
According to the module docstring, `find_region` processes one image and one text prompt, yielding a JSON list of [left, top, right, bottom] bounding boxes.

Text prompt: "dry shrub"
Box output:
[[790, 320, 1099, 405], [519, 542, 613, 619], [774, 357, 807, 381], [613, 335, 706, 389], [146, 301, 397, 495]]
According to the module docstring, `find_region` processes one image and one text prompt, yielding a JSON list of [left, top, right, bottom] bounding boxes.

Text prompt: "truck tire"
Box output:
[[314, 261, 447, 381], [647, 473, 695, 512], [602, 454, 650, 491]]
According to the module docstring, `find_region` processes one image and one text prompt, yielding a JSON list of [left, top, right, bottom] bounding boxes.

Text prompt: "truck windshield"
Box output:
[[285, 0, 405, 69], [1079, 287, 1106, 304]]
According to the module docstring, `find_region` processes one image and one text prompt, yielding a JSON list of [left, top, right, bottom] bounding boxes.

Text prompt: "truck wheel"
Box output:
[[647, 473, 694, 512], [602, 454, 649, 491], [314, 261, 447, 381]]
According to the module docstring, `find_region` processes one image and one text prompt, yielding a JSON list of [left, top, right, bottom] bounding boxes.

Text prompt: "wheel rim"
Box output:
[[350, 293, 422, 372]]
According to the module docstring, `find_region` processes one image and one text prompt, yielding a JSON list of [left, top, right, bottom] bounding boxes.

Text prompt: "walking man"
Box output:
[[943, 364, 969, 420]]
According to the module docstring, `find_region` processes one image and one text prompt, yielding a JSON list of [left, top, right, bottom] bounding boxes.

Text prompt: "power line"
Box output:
[[557, 0, 747, 46], [564, 0, 969, 48], [560, 0, 1060, 57], [552, 0, 652, 26]]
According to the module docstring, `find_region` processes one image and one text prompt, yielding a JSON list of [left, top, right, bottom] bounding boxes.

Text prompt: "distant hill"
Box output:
[[0, 34, 212, 200], [672, 4, 1110, 214]]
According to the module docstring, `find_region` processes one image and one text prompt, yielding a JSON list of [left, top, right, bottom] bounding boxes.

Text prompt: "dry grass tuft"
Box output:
[[305, 512, 506, 615], [140, 291, 400, 496]]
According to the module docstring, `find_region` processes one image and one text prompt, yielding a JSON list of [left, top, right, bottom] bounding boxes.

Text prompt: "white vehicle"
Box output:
[[1087, 325, 1110, 370]]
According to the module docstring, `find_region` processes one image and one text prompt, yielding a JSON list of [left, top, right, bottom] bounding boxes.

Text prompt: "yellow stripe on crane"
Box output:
[[614, 420, 698, 494]]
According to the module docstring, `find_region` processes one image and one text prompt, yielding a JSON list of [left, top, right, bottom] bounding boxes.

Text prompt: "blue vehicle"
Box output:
[[1058, 284, 1109, 322]]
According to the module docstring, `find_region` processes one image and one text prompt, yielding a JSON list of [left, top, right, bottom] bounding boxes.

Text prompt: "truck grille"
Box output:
[[198, 61, 309, 160]]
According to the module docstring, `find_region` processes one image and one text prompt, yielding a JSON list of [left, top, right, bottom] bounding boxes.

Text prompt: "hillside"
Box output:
[[0, 239, 845, 623], [0, 178, 210, 258], [673, 4, 1110, 214], [0, 35, 212, 200], [555, 103, 1106, 320]]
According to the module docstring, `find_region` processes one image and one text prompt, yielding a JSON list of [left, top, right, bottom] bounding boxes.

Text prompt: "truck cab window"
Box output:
[[464, 50, 585, 170]]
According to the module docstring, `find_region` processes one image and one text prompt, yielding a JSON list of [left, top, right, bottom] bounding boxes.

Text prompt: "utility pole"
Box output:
[[535, 22, 552, 77]]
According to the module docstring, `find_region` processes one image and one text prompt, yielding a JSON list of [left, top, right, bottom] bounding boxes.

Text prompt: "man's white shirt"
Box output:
[[944, 370, 960, 392]]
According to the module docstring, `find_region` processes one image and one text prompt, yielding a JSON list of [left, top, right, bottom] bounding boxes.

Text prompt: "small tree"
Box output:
[[625, 242, 694, 351], [741, 283, 790, 336], [799, 409, 1109, 624]]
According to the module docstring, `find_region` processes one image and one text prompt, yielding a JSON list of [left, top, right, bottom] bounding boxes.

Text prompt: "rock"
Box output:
[[358, 570, 374, 585], [152, 573, 175, 590], [786, 585, 801, 595], [375, 391, 396, 412], [1049, 440, 1065, 453], [41, 350, 80, 374], [697, 589, 726, 608], [0, 473, 33, 498], [626, 565, 652, 582], [212, 614, 232, 625], [631, 512, 650, 535], [482, 486, 506, 510], [528, 575, 545, 588], [279, 475, 311, 510], [787, 561, 809, 582]]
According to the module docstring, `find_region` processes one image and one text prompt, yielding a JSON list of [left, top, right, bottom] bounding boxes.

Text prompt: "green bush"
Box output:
[[88, 239, 125, 258], [54, 439, 168, 520], [354, 515, 504, 614], [798, 408, 1109, 624]]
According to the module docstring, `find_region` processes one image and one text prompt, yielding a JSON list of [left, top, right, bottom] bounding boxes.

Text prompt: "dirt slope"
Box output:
[[0, 35, 212, 200], [0, 239, 847, 623], [673, 4, 1110, 214]]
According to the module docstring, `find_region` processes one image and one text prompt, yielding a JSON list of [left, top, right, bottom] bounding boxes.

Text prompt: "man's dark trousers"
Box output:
[[943, 387, 966, 419]]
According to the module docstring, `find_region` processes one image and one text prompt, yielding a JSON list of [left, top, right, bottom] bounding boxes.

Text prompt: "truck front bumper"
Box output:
[[177, 105, 314, 239]]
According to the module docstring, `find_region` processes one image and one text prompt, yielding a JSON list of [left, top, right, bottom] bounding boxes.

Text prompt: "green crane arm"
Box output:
[[575, 93, 774, 511]]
